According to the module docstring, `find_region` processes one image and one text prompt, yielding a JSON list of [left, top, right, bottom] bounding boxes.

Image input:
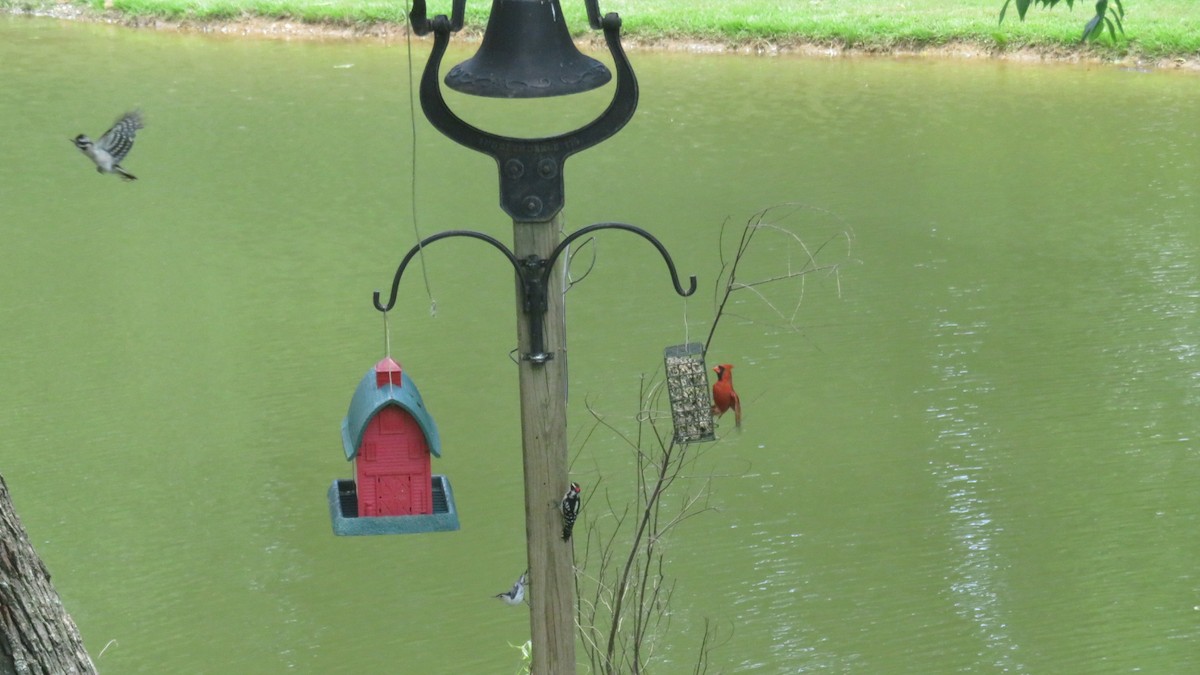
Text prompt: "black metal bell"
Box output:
[[445, 0, 612, 98]]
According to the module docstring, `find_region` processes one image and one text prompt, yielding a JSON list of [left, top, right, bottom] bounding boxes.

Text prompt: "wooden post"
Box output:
[[513, 213, 575, 675], [0, 473, 97, 675]]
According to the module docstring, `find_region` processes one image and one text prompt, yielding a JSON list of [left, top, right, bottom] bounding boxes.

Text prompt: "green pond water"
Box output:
[[2, 14, 1199, 674]]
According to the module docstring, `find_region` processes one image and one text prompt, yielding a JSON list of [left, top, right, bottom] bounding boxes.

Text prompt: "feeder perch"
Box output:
[[328, 357, 460, 535], [663, 343, 715, 444]]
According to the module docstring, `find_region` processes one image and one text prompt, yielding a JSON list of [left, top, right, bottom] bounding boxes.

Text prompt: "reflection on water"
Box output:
[[924, 290, 1023, 672], [3, 14, 1200, 674]]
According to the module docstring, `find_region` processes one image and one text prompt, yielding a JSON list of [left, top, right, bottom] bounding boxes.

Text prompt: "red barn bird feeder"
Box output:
[[328, 357, 459, 535]]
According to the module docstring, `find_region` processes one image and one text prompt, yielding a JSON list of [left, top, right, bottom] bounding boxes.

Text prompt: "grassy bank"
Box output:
[[5, 0, 1200, 61]]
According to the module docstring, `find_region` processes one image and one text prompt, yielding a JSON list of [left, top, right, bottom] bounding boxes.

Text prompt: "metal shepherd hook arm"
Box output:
[[373, 230, 520, 312], [551, 222, 698, 298], [373, 223, 697, 362]]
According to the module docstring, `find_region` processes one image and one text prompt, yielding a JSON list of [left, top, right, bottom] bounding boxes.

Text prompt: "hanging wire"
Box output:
[[682, 294, 691, 345], [383, 309, 393, 358], [559, 220, 570, 401], [404, 0, 437, 317], [563, 236, 598, 292]]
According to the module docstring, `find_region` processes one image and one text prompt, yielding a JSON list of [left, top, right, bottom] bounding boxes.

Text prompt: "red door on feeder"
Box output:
[[355, 405, 433, 517]]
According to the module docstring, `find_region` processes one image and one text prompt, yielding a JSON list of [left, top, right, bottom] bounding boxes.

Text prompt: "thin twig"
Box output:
[[573, 203, 850, 673]]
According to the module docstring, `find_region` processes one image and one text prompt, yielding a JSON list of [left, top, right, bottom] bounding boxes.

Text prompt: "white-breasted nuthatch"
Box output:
[[495, 570, 529, 606]]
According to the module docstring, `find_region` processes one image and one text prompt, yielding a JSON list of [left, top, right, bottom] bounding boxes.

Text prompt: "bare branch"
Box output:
[[573, 204, 849, 673]]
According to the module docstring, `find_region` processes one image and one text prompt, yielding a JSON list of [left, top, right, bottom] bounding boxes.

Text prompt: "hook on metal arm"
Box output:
[[373, 230, 521, 312]]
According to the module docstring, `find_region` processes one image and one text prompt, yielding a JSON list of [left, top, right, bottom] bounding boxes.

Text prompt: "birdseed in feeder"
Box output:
[[663, 343, 716, 443]]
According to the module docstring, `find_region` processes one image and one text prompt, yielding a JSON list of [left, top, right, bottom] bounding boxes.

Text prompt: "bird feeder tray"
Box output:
[[663, 343, 716, 443], [328, 476, 460, 535]]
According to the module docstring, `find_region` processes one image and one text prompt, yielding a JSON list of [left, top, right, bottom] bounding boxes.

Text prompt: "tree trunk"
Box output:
[[0, 473, 96, 675]]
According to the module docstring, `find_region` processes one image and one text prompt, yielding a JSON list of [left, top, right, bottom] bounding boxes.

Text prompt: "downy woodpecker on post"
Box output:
[[560, 482, 582, 542], [72, 110, 144, 181]]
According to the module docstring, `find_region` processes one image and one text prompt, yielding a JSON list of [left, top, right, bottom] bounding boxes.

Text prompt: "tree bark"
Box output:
[[0, 473, 96, 675]]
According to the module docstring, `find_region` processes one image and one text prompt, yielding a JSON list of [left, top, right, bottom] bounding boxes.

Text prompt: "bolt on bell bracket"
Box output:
[[374, 223, 697, 364], [409, 0, 637, 223]]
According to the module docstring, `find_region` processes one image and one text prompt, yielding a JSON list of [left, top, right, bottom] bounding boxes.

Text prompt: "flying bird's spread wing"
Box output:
[[97, 111, 144, 163]]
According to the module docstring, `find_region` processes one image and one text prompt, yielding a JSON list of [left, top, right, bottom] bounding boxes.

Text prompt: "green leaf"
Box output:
[[1081, 13, 1103, 41], [1109, 7, 1125, 35]]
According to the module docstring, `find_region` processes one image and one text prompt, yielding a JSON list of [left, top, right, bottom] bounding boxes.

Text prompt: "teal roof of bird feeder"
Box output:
[[340, 357, 441, 461]]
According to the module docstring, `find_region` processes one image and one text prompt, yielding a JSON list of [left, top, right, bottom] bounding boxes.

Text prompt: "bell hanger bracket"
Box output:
[[409, 1, 638, 223]]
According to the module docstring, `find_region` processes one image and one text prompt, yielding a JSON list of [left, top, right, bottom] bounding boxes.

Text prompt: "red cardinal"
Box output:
[[711, 364, 742, 427]]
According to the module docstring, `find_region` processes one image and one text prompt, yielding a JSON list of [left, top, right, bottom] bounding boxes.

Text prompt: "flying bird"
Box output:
[[495, 570, 528, 606], [711, 363, 742, 427], [72, 110, 144, 180]]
